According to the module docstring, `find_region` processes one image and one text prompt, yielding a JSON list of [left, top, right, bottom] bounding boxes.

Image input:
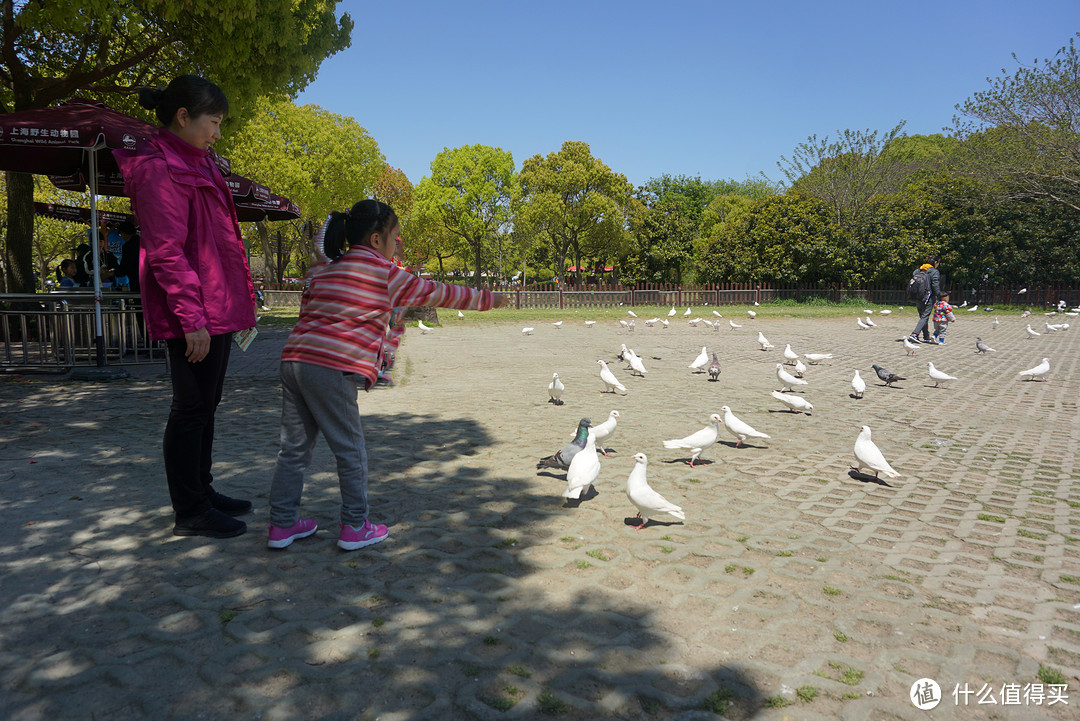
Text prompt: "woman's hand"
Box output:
[[184, 327, 211, 362]]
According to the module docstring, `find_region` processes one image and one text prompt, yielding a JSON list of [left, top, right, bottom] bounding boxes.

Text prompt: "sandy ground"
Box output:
[[0, 308, 1078, 720]]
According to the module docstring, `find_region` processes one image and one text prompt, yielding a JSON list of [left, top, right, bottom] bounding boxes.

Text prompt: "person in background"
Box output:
[[73, 243, 91, 286], [117, 220, 141, 292], [81, 231, 120, 288], [115, 74, 257, 539], [908, 254, 942, 344], [56, 259, 79, 287], [932, 291, 956, 345]]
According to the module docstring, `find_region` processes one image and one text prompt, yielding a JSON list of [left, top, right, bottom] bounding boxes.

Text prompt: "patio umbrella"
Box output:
[[33, 202, 135, 227]]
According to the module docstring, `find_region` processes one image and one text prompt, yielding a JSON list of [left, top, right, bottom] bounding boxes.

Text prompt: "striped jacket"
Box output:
[[282, 245, 494, 388]]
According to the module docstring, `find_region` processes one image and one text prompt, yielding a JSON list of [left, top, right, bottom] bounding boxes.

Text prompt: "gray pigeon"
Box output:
[[537, 418, 592, 470], [707, 353, 721, 381], [975, 337, 996, 354], [872, 363, 905, 387]]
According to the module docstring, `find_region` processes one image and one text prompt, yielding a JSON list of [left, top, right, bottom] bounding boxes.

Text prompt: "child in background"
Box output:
[[932, 291, 956, 344], [267, 199, 508, 550]]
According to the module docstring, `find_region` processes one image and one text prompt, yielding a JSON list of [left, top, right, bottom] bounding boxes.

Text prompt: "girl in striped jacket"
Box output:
[[267, 199, 508, 551]]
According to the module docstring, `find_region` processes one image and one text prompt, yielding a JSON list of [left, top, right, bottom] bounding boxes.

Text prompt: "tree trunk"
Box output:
[[3, 171, 35, 293], [256, 220, 273, 281], [473, 236, 482, 289]]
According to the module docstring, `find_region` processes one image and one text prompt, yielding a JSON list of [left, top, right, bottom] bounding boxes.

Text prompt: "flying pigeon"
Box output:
[[758, 332, 774, 350], [662, 413, 722, 467], [689, 346, 709, 373], [852, 425, 901, 480], [707, 353, 721, 381], [770, 390, 813, 414], [1026, 324, 1041, 338], [729, 320, 742, 329], [783, 344, 799, 364], [871, 364, 905, 387], [592, 409, 620, 456], [721, 405, 769, 447], [975, 337, 996, 354], [683, 307, 692, 317], [904, 336, 920, 355], [537, 417, 592, 470], [626, 453, 685, 529], [627, 310, 638, 318], [851, 369, 866, 399], [747, 310, 757, 319], [966, 304, 979, 312], [776, 363, 808, 392], [793, 359, 807, 377], [417, 320, 433, 334], [668, 306, 677, 317], [803, 353, 833, 364], [548, 372, 565, 404], [879, 309, 892, 315], [597, 360, 627, 394], [1018, 358, 1051, 381], [927, 362, 958, 388], [563, 429, 600, 500], [521, 327, 534, 335]]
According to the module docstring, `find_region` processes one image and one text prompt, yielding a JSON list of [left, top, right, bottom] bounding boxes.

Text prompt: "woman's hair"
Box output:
[[57, 259, 75, 280], [138, 75, 229, 126], [321, 200, 399, 261]]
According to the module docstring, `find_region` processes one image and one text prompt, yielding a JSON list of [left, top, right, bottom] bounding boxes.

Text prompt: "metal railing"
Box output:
[[1, 292, 166, 370]]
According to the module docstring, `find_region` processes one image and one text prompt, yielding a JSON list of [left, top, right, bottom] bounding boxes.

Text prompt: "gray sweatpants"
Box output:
[[269, 361, 369, 527]]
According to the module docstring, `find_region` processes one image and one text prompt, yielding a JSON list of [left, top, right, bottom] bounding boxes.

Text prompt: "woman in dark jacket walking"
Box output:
[[909, 255, 942, 343]]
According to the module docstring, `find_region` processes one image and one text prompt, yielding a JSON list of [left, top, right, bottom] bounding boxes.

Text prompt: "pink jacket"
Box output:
[[115, 130, 255, 340]]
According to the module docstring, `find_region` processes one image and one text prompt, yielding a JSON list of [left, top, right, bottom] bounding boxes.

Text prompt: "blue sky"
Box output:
[[295, 0, 1079, 189]]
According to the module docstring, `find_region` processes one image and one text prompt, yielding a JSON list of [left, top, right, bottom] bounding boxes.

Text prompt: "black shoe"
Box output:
[[909, 334, 921, 344], [209, 490, 253, 517], [173, 508, 247, 538]]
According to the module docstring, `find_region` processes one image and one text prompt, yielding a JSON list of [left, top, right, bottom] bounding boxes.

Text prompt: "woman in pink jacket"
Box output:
[[116, 75, 256, 539]]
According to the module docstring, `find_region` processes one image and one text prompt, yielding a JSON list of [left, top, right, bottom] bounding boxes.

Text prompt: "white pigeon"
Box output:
[[552, 321, 563, 329], [966, 304, 979, 312], [1021, 309, 1032, 318], [668, 306, 677, 317], [1045, 322, 1061, 332], [584, 320, 596, 328], [548, 372, 565, 405], [659, 318, 670, 328], [757, 332, 774, 351], [688, 318, 701, 326], [683, 307, 692, 317], [626, 453, 685, 529], [959, 300, 968, 308], [1018, 287, 1028, 294], [1045, 311, 1057, 317], [863, 309, 874, 315], [852, 425, 901, 480], [627, 319, 636, 332], [721, 405, 770, 447], [1026, 324, 1041, 338], [627, 310, 638, 318], [903, 336, 920, 355], [783, 344, 799, 364], [770, 390, 813, 414], [992, 316, 1000, 330], [597, 360, 627, 394], [689, 346, 709, 372], [662, 413, 722, 468], [712, 310, 723, 318], [729, 319, 742, 329], [626, 349, 648, 376], [1018, 358, 1051, 381], [975, 337, 996, 354], [851, 369, 866, 399], [702, 319, 714, 328], [776, 363, 808, 392], [747, 310, 757, 319], [863, 316, 877, 327], [619, 319, 630, 329], [417, 319, 433, 334], [927, 361, 958, 388], [521, 327, 534, 336], [793, 359, 807, 377], [563, 429, 600, 500], [879, 309, 892, 315], [457, 310, 464, 319], [1060, 323, 1071, 331], [644, 317, 658, 326], [592, 409, 620, 456], [803, 353, 833, 364], [856, 318, 871, 330]]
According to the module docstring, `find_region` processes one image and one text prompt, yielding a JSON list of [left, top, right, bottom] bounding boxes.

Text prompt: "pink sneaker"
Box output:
[[337, 520, 388, 550], [267, 518, 318, 549]]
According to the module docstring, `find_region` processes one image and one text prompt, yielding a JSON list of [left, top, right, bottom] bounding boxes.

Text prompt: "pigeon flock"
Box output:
[[444, 301, 1065, 530]]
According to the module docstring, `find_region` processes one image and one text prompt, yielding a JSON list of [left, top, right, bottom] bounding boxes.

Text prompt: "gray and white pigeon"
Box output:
[[548, 372, 565, 405], [563, 429, 600, 499], [592, 410, 620, 456], [872, 364, 905, 387], [662, 413, 722, 468], [927, 361, 957, 388], [975, 337, 996, 354], [597, 360, 627, 393], [1018, 358, 1051, 381], [537, 417, 592, 470], [626, 453, 685, 529], [721, 405, 770, 447], [852, 425, 901, 479], [707, 353, 722, 381]]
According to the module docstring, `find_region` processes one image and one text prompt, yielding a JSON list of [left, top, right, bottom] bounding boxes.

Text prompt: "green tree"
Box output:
[[1, 0, 352, 291], [413, 144, 516, 288], [952, 34, 1080, 214], [516, 141, 632, 285]]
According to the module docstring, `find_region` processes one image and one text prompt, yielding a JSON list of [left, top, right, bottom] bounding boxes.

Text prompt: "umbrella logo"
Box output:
[[122, 133, 136, 148]]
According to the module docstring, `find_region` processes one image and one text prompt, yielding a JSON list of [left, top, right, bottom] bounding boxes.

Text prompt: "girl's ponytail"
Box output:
[[319, 211, 350, 261], [317, 200, 398, 262]]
